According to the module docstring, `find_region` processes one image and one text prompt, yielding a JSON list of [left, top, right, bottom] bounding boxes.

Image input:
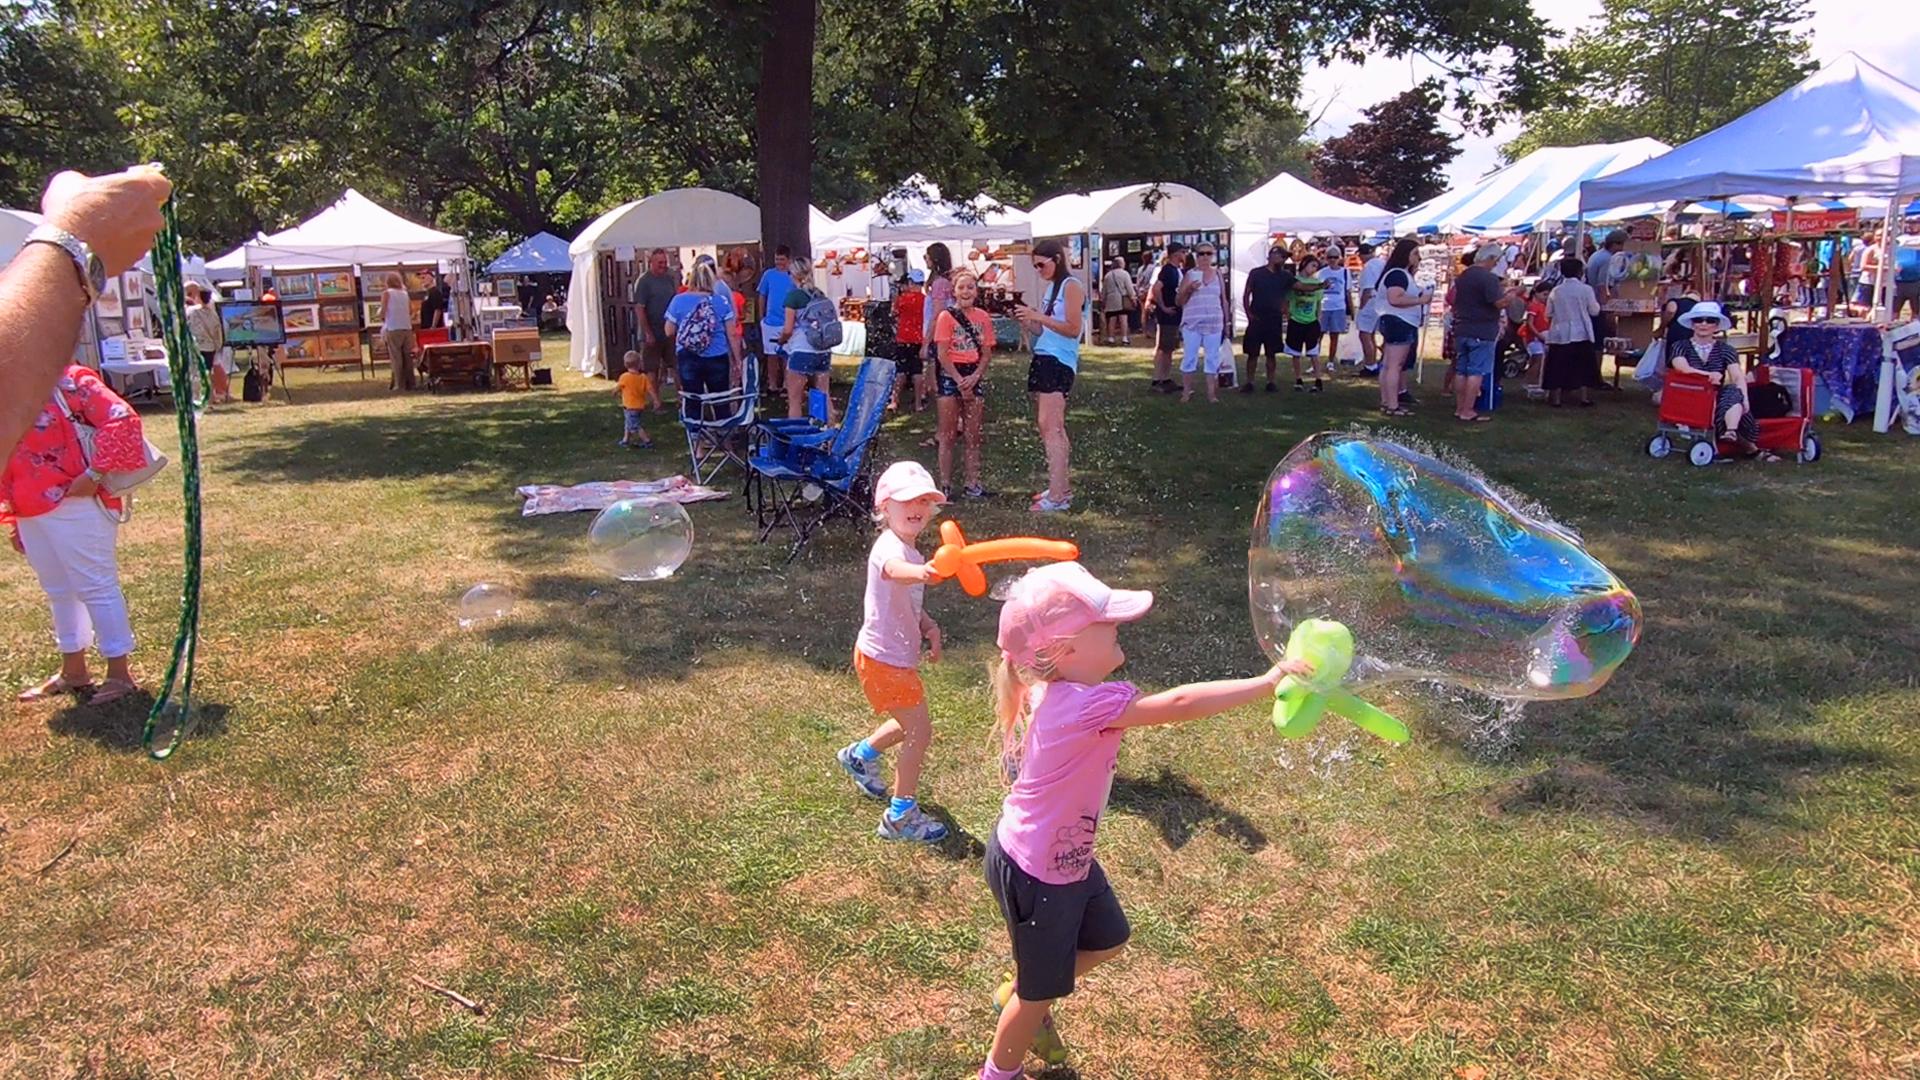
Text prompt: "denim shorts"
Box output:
[[937, 361, 985, 399], [786, 350, 831, 376], [1454, 336, 1496, 378], [1318, 309, 1350, 334], [622, 407, 644, 434], [1380, 315, 1419, 346]]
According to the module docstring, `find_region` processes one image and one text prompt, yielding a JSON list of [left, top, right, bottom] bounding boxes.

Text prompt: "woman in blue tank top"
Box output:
[[1013, 239, 1083, 513]]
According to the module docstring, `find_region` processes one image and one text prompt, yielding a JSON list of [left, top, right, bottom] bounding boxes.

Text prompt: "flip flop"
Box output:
[[1455, 414, 1493, 423], [16, 674, 92, 704], [87, 678, 139, 706]]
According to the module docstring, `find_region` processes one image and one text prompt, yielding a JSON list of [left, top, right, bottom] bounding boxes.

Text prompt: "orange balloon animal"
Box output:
[[928, 520, 1079, 596]]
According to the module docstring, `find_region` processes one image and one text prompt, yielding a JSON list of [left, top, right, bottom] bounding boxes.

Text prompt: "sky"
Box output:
[[1297, 0, 1920, 191]]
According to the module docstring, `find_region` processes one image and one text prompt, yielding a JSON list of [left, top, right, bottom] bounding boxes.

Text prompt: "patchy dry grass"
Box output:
[[1, 341, 1916, 1079]]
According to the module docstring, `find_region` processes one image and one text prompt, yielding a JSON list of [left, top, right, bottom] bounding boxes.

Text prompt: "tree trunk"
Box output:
[[755, 0, 815, 264]]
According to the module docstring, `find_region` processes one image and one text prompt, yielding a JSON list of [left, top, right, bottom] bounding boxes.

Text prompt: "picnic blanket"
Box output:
[[516, 475, 728, 516]]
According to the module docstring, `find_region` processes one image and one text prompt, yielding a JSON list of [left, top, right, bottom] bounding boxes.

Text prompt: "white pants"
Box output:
[[1180, 327, 1231, 375], [16, 498, 134, 658]]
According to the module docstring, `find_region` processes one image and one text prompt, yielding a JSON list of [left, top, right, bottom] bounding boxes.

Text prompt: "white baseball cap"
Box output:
[[873, 460, 946, 507], [1475, 242, 1505, 263], [998, 561, 1154, 668]]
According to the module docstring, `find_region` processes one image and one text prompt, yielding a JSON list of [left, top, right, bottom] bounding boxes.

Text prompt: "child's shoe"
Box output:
[[836, 743, 889, 800], [877, 804, 949, 843], [992, 975, 1069, 1066]]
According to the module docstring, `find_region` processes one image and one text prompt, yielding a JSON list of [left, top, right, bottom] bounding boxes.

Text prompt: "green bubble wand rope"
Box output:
[[142, 196, 211, 759]]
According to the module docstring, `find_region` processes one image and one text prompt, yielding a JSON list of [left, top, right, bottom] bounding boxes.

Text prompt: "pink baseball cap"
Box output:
[[872, 460, 946, 508], [998, 561, 1153, 668]]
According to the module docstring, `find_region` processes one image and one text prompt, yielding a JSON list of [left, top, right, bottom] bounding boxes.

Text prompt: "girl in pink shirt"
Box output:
[[976, 562, 1311, 1078]]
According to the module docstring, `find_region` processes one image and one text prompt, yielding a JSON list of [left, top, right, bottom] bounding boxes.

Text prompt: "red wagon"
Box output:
[[1646, 365, 1822, 466]]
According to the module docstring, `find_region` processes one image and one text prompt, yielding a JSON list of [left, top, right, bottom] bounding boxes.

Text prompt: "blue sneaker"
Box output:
[[836, 743, 888, 800], [877, 805, 949, 843]]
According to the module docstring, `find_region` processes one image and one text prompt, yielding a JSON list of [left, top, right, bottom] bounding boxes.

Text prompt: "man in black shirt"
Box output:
[[418, 273, 451, 329], [1240, 244, 1295, 393], [1147, 241, 1188, 392]]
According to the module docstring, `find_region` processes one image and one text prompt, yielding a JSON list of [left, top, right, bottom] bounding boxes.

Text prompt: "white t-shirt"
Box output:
[[1319, 266, 1350, 312], [856, 530, 926, 668], [1358, 256, 1386, 297], [381, 287, 413, 332], [1377, 267, 1430, 326]]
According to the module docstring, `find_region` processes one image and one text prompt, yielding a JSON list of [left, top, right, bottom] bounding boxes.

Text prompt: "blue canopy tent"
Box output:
[[487, 231, 572, 275]]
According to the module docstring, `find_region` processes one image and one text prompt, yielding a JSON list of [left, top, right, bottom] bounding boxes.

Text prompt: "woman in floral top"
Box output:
[[3, 364, 149, 704]]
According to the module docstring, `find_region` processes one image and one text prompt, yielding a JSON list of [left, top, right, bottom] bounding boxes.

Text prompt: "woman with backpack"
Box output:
[[778, 260, 839, 423], [664, 262, 741, 415], [1013, 238, 1083, 513]]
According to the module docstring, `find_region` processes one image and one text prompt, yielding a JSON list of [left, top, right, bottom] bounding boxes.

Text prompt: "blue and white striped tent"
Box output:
[[1395, 138, 1672, 235]]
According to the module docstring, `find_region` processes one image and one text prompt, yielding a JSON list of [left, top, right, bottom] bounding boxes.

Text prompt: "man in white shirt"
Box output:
[[1354, 242, 1386, 373]]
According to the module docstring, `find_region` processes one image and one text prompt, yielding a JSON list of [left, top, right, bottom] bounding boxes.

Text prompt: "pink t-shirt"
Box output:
[[994, 680, 1139, 885]]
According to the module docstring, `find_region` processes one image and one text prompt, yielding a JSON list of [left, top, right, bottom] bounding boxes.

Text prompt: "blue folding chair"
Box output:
[[748, 356, 896, 561], [681, 356, 760, 486]]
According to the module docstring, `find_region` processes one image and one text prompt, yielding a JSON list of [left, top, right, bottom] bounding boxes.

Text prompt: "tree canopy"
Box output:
[[1313, 83, 1459, 211], [3, 0, 1550, 256], [1504, 0, 1816, 159]]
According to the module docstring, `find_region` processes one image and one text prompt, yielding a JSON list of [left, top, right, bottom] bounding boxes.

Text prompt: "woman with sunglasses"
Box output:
[[1012, 240, 1083, 513], [1176, 243, 1231, 403]]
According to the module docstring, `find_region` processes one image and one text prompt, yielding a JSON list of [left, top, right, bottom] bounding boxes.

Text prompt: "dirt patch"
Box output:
[[1479, 760, 1641, 819]]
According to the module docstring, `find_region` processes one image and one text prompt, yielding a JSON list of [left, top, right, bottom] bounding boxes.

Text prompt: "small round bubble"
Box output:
[[457, 583, 515, 628]]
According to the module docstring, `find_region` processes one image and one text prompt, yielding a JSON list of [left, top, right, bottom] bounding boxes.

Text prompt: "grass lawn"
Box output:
[[2, 337, 1916, 1079]]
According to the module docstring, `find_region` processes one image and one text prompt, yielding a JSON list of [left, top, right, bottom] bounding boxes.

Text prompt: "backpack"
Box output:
[[800, 288, 843, 351], [243, 365, 265, 402], [677, 295, 719, 354], [1749, 381, 1793, 419]]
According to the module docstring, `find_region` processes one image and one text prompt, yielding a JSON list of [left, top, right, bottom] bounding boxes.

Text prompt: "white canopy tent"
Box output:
[[241, 189, 467, 269], [1226, 172, 1394, 239], [1396, 139, 1672, 235], [1028, 182, 1231, 239], [0, 208, 42, 269], [205, 241, 255, 280], [815, 180, 1033, 297], [565, 188, 760, 375]]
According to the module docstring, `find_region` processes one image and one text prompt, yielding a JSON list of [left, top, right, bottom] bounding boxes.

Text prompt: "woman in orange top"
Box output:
[[931, 270, 995, 498]]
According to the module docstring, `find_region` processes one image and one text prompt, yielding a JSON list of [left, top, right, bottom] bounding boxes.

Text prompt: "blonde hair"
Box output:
[[987, 644, 1066, 783], [691, 262, 719, 294], [789, 259, 815, 289], [385, 271, 404, 289]]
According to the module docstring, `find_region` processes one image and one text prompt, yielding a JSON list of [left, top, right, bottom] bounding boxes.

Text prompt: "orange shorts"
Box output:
[[854, 649, 926, 714]]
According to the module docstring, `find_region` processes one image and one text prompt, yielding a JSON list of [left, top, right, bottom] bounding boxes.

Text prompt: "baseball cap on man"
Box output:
[[998, 562, 1154, 668], [1474, 242, 1504, 263], [1167, 240, 1189, 253], [873, 460, 946, 507]]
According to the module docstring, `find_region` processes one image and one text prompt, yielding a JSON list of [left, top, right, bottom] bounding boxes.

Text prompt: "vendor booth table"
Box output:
[[1776, 323, 1888, 421]]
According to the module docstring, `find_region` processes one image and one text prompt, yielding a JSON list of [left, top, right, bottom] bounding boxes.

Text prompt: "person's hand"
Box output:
[[925, 622, 943, 663], [1266, 658, 1315, 687], [41, 166, 172, 276], [66, 474, 100, 499]]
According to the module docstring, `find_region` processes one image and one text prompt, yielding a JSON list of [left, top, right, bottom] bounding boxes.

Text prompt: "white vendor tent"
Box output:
[[1028, 182, 1231, 239], [205, 240, 255, 280], [1580, 54, 1920, 211], [1225, 172, 1394, 239], [0, 208, 43, 268], [242, 189, 468, 269], [1396, 138, 1672, 235], [565, 188, 760, 375]]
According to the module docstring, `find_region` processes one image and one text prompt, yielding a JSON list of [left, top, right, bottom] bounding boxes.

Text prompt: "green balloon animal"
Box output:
[[1272, 619, 1410, 744]]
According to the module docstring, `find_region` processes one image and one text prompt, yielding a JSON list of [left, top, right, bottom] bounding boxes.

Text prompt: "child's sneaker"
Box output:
[[876, 805, 949, 843], [836, 743, 888, 800], [993, 975, 1069, 1066]]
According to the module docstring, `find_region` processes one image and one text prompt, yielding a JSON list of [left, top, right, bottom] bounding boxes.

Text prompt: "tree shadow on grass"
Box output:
[[1109, 766, 1268, 854], [47, 695, 230, 753]]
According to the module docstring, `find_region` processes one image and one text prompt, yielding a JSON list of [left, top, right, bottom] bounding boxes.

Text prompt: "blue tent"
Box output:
[[487, 231, 571, 275]]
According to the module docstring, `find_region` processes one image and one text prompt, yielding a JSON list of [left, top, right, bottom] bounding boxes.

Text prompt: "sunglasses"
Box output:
[[1196, 249, 1216, 256]]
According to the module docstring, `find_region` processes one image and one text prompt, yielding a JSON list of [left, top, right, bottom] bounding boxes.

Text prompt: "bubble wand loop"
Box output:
[[927, 520, 1078, 595], [1272, 619, 1409, 744], [143, 195, 210, 759]]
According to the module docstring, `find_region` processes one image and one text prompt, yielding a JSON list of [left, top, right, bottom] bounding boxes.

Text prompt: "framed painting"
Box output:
[[95, 276, 123, 319], [319, 332, 362, 362], [275, 272, 316, 300], [281, 304, 321, 334], [319, 302, 359, 330], [364, 298, 385, 325], [370, 333, 389, 359], [125, 306, 148, 335], [96, 316, 125, 339], [281, 334, 320, 362], [217, 302, 285, 345], [315, 270, 356, 298]]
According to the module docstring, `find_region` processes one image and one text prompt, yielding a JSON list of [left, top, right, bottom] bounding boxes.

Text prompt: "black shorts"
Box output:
[[1244, 315, 1285, 359], [1156, 322, 1182, 352], [1027, 353, 1076, 395], [985, 830, 1130, 1001], [937, 361, 985, 399], [1380, 315, 1419, 346], [893, 340, 925, 376], [1285, 318, 1322, 355]]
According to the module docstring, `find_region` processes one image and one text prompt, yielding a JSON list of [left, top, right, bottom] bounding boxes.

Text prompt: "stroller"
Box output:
[[1646, 364, 1821, 466]]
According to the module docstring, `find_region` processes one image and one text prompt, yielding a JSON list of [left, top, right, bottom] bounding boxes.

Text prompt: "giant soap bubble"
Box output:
[[589, 498, 694, 581], [1250, 432, 1640, 702]]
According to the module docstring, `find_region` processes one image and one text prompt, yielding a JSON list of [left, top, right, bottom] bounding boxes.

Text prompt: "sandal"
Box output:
[[87, 678, 139, 706], [17, 673, 92, 704]]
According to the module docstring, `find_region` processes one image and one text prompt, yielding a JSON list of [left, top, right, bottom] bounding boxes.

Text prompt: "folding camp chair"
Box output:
[[748, 356, 897, 562], [681, 356, 761, 486]]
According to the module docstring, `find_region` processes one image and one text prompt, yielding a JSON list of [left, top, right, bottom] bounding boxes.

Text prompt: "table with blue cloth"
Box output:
[[1775, 323, 1885, 422]]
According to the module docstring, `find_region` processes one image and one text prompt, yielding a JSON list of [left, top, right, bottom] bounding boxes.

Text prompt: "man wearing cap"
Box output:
[[1450, 243, 1514, 422], [1146, 242, 1188, 392], [1586, 229, 1629, 351], [1354, 242, 1384, 373]]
